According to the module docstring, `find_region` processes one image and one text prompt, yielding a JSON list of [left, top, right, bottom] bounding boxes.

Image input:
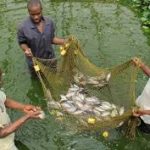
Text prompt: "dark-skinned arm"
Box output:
[[132, 57, 150, 77], [19, 44, 32, 57], [5, 98, 39, 114], [133, 109, 150, 117], [140, 62, 150, 77], [5, 98, 25, 111], [0, 111, 40, 138], [52, 37, 65, 45]]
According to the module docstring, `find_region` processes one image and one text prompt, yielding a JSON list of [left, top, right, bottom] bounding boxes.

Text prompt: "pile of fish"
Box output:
[[73, 72, 111, 88], [48, 84, 125, 123]]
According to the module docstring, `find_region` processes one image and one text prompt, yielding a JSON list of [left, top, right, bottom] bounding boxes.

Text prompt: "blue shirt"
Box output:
[[17, 16, 55, 59]]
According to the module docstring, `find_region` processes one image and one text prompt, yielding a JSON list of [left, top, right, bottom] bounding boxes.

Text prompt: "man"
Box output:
[[17, 0, 65, 75], [0, 69, 42, 150], [132, 57, 150, 133]]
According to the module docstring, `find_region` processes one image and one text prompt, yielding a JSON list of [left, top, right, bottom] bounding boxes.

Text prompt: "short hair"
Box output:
[[27, 0, 42, 10]]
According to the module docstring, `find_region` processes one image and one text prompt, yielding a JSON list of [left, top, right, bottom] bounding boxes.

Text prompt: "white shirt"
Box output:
[[136, 78, 150, 124], [0, 90, 18, 150]]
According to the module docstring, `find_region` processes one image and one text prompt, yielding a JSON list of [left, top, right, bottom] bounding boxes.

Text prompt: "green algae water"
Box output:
[[0, 0, 150, 149]]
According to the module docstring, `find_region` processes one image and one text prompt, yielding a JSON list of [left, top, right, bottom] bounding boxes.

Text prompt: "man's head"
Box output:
[[27, 0, 43, 24]]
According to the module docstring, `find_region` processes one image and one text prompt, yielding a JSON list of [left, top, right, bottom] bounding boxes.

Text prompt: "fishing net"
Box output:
[[32, 36, 139, 137]]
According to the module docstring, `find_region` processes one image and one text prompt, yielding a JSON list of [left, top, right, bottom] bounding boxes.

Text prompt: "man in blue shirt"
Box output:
[[17, 0, 65, 75]]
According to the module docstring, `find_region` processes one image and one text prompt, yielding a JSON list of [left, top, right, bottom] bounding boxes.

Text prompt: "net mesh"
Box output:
[[32, 36, 139, 136]]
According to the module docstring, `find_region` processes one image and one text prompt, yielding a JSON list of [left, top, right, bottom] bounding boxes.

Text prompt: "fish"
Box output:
[[57, 83, 125, 125], [94, 106, 106, 112], [93, 82, 108, 88], [118, 107, 124, 116], [61, 101, 77, 113], [106, 72, 111, 82], [75, 101, 84, 109], [60, 95, 67, 101], [111, 104, 117, 109], [117, 121, 124, 127], [101, 111, 111, 117], [81, 104, 93, 111], [72, 95, 84, 103], [93, 109, 101, 116], [48, 101, 61, 109], [100, 104, 112, 111], [72, 84, 80, 89], [87, 78, 99, 85], [73, 110, 84, 115], [38, 111, 45, 119], [110, 109, 118, 117], [101, 101, 112, 107], [77, 93, 85, 101], [66, 92, 76, 98], [85, 97, 101, 105]]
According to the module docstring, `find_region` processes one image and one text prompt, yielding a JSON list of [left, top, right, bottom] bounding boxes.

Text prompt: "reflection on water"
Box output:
[[0, 0, 150, 149]]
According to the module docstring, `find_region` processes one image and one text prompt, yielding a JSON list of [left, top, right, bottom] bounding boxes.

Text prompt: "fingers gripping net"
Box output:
[[33, 36, 138, 133]]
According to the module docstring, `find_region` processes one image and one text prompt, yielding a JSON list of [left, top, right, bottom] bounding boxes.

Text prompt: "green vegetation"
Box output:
[[121, 0, 150, 33], [132, 0, 150, 32]]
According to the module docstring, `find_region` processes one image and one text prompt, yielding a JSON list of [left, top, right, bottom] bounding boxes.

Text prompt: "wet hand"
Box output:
[[26, 110, 41, 119], [132, 108, 143, 117], [132, 57, 142, 67], [23, 105, 41, 114]]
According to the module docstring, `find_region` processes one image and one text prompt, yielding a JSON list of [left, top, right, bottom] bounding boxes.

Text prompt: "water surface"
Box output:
[[0, 0, 150, 149]]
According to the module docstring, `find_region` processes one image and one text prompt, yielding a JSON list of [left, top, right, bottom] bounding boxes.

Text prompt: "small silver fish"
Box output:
[[111, 104, 117, 109], [78, 93, 85, 101], [93, 109, 101, 116], [72, 96, 83, 103], [73, 110, 84, 115], [101, 101, 112, 110], [111, 109, 118, 117], [93, 82, 107, 88], [61, 101, 77, 113], [117, 121, 124, 127], [94, 106, 105, 112], [48, 101, 61, 109], [85, 97, 100, 105], [106, 72, 111, 82], [81, 104, 93, 111], [101, 101, 112, 107], [87, 79, 99, 85], [118, 107, 124, 116], [101, 111, 111, 117], [66, 92, 76, 98], [75, 101, 84, 109], [60, 95, 67, 100]]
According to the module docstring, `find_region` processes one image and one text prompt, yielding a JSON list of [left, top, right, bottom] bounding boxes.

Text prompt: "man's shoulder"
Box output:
[[44, 16, 54, 25], [18, 17, 31, 29]]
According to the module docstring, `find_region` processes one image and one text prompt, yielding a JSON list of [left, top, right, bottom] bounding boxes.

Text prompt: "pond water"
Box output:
[[0, 0, 150, 150]]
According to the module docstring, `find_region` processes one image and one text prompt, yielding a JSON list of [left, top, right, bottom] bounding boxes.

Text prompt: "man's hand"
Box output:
[[132, 57, 143, 67], [26, 110, 41, 119], [23, 105, 41, 114], [132, 108, 144, 117], [24, 48, 33, 57]]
